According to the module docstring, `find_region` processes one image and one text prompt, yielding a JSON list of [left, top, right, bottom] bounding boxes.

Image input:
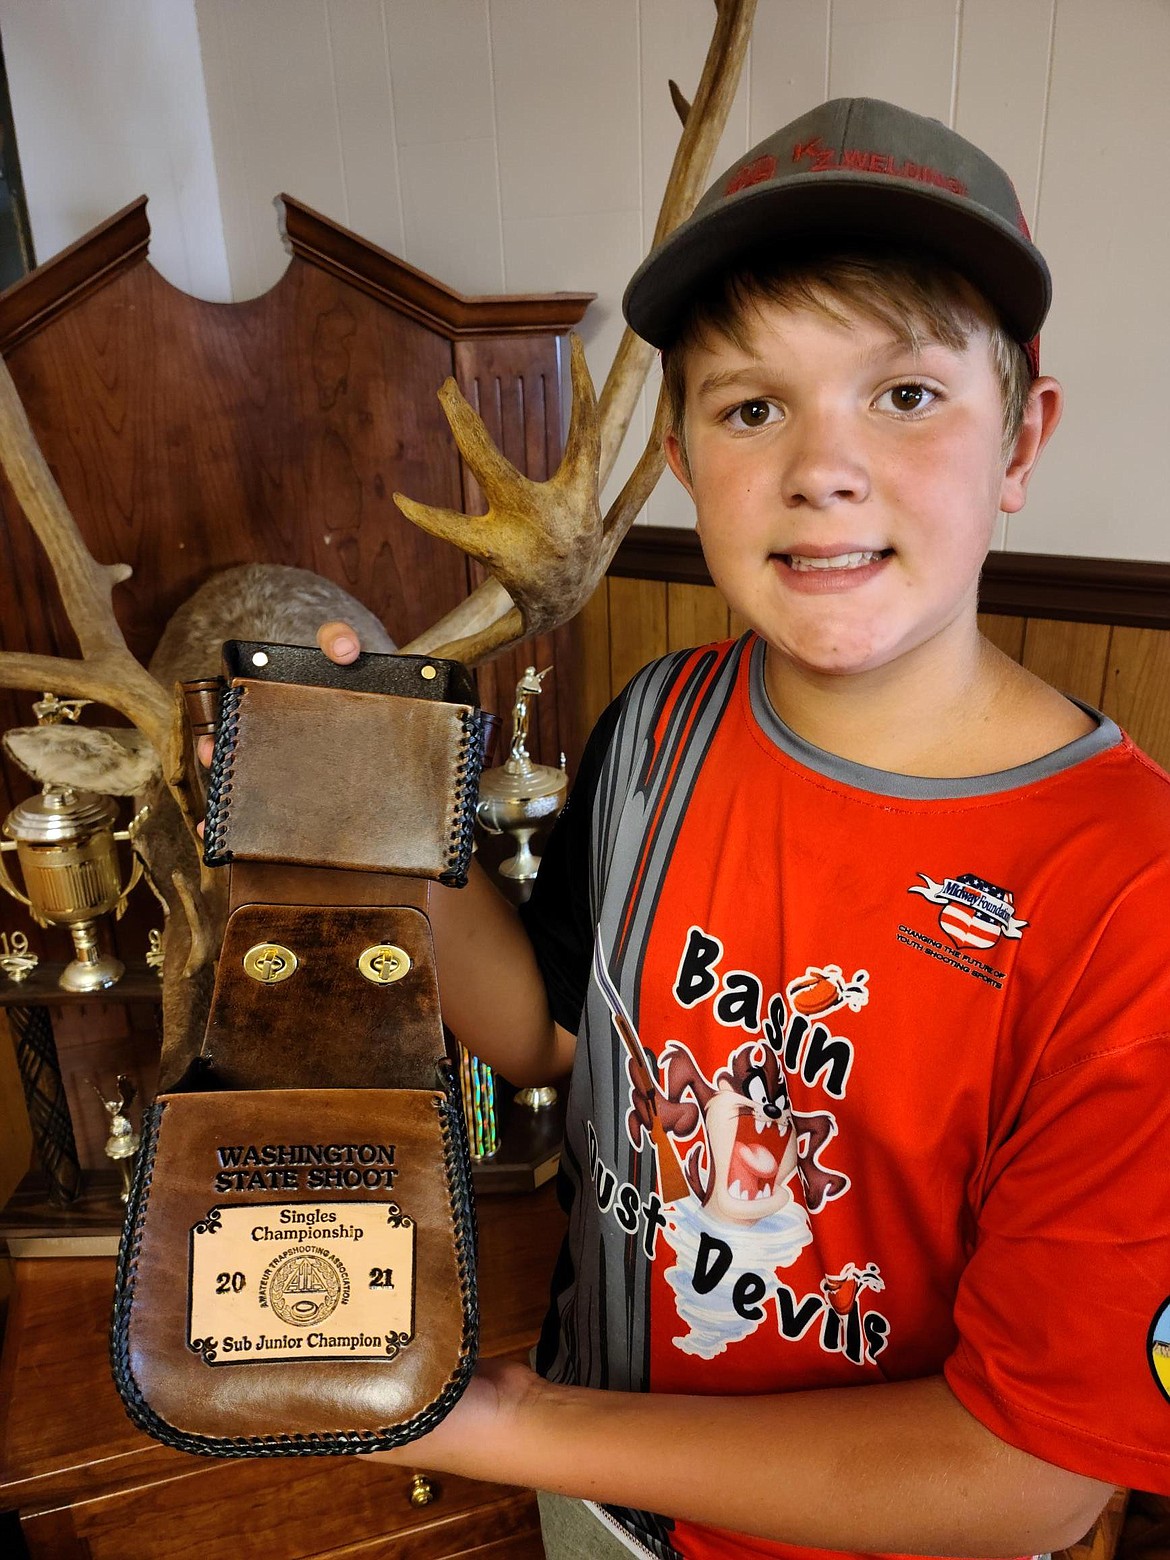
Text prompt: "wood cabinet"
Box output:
[[0, 1183, 564, 1557]]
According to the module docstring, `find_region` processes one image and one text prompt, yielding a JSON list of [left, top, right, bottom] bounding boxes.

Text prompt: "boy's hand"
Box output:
[[315, 620, 361, 665], [193, 619, 363, 772], [193, 618, 365, 823]]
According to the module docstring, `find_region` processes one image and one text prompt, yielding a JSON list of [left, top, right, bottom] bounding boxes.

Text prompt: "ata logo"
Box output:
[[260, 1248, 345, 1326]]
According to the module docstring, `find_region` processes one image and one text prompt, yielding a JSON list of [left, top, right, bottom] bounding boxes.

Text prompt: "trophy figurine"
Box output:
[[475, 666, 568, 883], [90, 1075, 140, 1201], [0, 929, 39, 983]]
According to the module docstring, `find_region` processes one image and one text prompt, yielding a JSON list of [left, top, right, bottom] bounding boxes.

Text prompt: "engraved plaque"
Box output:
[[188, 1201, 415, 1364]]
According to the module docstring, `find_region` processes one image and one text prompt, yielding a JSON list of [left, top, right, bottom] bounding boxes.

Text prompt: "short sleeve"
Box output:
[[519, 697, 621, 1035], [945, 867, 1170, 1495]]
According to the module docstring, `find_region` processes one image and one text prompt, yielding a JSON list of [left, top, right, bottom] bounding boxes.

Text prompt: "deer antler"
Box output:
[[398, 0, 756, 665], [0, 350, 217, 1008], [0, 356, 175, 762]]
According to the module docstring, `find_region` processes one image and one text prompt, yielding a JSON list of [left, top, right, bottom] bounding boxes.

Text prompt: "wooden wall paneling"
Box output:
[[977, 612, 1026, 662], [577, 581, 613, 737], [1020, 618, 1113, 707], [608, 576, 667, 697], [666, 581, 729, 653], [612, 526, 1170, 634], [1102, 627, 1170, 771]]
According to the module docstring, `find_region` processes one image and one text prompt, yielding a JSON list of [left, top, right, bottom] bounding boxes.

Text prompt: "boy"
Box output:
[[281, 101, 1170, 1557]]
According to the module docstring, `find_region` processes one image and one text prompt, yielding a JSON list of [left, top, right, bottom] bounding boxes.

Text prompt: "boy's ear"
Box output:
[[1000, 376, 1063, 515], [663, 429, 695, 497]]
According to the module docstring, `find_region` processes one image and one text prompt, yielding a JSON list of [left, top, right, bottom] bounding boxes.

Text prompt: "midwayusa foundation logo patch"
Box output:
[[908, 872, 1028, 952]]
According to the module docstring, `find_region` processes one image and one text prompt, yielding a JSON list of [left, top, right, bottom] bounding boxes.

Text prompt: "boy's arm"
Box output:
[[427, 861, 576, 1085], [386, 1361, 1111, 1557]]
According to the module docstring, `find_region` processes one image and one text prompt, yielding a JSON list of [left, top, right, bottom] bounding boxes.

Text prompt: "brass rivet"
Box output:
[[420, 665, 437, 681], [251, 651, 270, 667], [243, 942, 298, 983], [357, 944, 412, 985]]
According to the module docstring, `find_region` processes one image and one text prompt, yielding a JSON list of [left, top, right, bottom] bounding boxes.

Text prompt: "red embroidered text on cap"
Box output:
[[791, 136, 968, 197], [724, 153, 778, 196]]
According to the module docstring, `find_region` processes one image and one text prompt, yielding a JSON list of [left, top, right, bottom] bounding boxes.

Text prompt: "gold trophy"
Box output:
[[1, 693, 146, 991], [0, 785, 146, 992], [475, 666, 568, 883]]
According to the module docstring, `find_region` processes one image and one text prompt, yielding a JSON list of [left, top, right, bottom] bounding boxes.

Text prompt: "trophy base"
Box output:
[[494, 828, 540, 881], [516, 1085, 558, 1111], [59, 953, 125, 992]]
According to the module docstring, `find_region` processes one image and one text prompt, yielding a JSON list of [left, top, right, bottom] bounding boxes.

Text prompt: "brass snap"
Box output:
[[357, 944, 411, 985], [420, 664, 437, 681], [242, 942, 298, 983]]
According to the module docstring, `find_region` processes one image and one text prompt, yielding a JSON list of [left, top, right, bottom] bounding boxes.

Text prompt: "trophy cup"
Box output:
[[475, 666, 568, 883], [0, 785, 146, 991]]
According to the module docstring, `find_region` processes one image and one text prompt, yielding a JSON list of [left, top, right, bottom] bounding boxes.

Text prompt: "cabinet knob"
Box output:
[[410, 1473, 438, 1507]]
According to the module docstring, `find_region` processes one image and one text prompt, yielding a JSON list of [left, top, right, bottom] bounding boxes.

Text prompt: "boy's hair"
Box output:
[[661, 247, 1033, 469]]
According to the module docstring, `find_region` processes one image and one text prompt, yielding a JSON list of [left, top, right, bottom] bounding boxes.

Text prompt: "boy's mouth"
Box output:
[[782, 549, 893, 572]]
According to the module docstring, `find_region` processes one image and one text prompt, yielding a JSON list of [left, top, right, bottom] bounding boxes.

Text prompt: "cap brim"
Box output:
[[623, 173, 1051, 348]]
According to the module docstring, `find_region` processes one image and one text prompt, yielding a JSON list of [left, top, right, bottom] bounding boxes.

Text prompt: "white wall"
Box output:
[[0, 0, 230, 302], [2, 0, 1168, 560]]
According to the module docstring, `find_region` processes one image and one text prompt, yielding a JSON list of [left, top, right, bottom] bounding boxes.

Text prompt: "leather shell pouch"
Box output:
[[111, 644, 486, 1456]]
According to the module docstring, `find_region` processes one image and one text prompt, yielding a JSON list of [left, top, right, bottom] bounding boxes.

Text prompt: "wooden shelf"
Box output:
[[0, 962, 162, 1007]]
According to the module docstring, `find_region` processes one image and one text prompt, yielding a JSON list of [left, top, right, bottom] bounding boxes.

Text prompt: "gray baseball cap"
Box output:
[[623, 97, 1050, 366]]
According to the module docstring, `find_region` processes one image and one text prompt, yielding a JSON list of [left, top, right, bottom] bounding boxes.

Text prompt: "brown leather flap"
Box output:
[[115, 1086, 475, 1448], [227, 861, 429, 914], [202, 904, 444, 1091], [204, 678, 478, 879]]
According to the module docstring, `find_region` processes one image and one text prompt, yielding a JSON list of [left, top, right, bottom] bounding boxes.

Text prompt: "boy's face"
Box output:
[[665, 297, 1047, 685]]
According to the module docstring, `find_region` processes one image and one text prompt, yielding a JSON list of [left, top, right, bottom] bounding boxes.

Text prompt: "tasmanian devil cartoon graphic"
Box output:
[[627, 1039, 848, 1225]]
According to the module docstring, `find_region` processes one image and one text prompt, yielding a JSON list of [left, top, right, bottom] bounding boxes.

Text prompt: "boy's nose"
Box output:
[[779, 413, 870, 509]]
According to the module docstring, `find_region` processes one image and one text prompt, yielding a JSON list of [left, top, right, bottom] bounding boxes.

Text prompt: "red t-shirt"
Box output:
[[524, 635, 1170, 1560]]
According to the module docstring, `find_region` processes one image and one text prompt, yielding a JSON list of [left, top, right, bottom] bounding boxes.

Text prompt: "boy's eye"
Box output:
[[726, 399, 779, 429], [876, 383, 936, 414]]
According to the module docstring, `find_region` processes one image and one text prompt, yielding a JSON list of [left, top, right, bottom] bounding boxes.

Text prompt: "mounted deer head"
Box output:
[[0, 0, 756, 1065]]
